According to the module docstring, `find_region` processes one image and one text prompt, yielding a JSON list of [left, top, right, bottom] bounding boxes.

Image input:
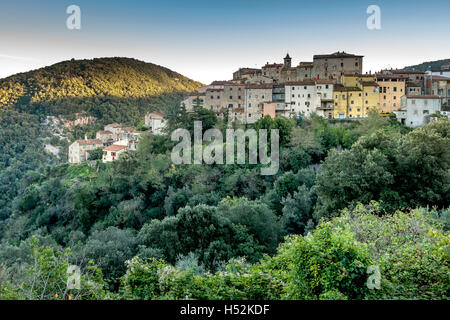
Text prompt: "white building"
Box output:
[[284, 80, 334, 117], [145, 112, 166, 135], [102, 144, 128, 163], [394, 95, 441, 128]]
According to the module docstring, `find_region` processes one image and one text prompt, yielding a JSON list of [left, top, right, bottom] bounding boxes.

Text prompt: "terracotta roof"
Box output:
[[429, 75, 450, 81], [298, 62, 313, 67], [103, 144, 127, 152], [406, 81, 422, 87], [147, 112, 165, 119], [405, 95, 440, 99], [391, 69, 426, 74], [76, 139, 102, 145], [334, 85, 362, 91], [188, 91, 205, 96], [106, 123, 121, 128], [314, 51, 363, 59], [360, 81, 379, 87], [97, 130, 112, 135], [316, 80, 334, 84], [284, 80, 316, 86], [245, 84, 273, 89], [263, 63, 283, 68]]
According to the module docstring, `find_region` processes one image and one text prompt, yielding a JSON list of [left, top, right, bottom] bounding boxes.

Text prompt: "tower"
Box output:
[[284, 53, 292, 68]]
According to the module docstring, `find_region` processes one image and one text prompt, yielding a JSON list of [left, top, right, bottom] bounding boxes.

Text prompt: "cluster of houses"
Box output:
[[181, 52, 450, 128], [68, 112, 166, 164]]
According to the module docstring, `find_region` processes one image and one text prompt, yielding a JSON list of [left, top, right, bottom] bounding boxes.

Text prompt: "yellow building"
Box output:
[[376, 75, 406, 114], [333, 75, 379, 118]]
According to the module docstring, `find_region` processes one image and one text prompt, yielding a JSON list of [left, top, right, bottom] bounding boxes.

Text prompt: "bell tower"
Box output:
[[284, 53, 292, 68]]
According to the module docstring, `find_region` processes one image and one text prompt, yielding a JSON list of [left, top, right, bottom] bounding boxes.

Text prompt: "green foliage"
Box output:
[[0, 237, 108, 300]]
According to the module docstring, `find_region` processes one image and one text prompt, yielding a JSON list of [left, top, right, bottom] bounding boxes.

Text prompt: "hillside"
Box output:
[[0, 57, 203, 123], [404, 58, 450, 71]]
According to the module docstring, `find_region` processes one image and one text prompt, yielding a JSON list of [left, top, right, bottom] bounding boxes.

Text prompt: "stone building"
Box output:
[[312, 51, 363, 82], [244, 83, 273, 123], [68, 138, 102, 164]]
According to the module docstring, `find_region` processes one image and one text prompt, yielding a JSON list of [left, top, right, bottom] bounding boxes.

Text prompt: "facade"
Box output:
[[68, 139, 102, 164], [394, 95, 441, 128], [144, 112, 166, 134], [244, 84, 273, 123], [376, 75, 406, 114], [102, 144, 128, 163], [312, 52, 363, 82], [429, 76, 450, 107], [332, 75, 379, 119], [104, 123, 124, 140], [406, 82, 422, 96], [96, 130, 114, 145], [182, 92, 205, 112]]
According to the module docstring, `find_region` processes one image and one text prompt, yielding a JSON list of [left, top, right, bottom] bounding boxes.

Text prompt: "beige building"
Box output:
[[68, 139, 102, 164], [104, 123, 123, 140], [376, 75, 406, 114], [430, 76, 450, 107], [406, 82, 422, 96], [96, 130, 114, 145], [182, 92, 205, 112], [102, 144, 128, 163], [244, 84, 273, 123]]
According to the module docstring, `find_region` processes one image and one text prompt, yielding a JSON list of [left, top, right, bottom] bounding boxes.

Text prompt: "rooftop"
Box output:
[[76, 139, 102, 145], [104, 144, 128, 152], [406, 95, 440, 99], [314, 51, 363, 59]]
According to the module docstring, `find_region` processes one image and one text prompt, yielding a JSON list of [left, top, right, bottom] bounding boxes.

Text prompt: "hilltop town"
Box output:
[[182, 51, 450, 125], [68, 51, 450, 164]]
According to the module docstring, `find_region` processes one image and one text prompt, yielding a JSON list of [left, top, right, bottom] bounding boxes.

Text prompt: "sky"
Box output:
[[0, 0, 449, 84]]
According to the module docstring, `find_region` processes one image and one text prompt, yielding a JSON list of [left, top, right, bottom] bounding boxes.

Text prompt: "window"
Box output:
[[229, 96, 232, 99], [351, 100, 354, 104], [349, 108, 352, 111], [325, 85, 329, 89], [393, 87, 397, 92], [412, 100, 415, 105], [424, 100, 428, 105]]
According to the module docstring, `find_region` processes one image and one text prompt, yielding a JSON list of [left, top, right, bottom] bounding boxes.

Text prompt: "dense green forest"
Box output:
[[0, 106, 448, 300], [0, 58, 202, 230], [404, 58, 450, 71]]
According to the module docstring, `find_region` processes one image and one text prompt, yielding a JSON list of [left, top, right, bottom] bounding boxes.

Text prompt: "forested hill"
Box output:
[[0, 57, 203, 121], [404, 58, 450, 71]]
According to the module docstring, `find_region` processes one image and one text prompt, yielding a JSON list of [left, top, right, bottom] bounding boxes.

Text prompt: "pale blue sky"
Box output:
[[0, 0, 449, 83]]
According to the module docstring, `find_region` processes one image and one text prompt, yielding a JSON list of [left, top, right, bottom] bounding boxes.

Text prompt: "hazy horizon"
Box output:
[[1, 0, 449, 83]]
